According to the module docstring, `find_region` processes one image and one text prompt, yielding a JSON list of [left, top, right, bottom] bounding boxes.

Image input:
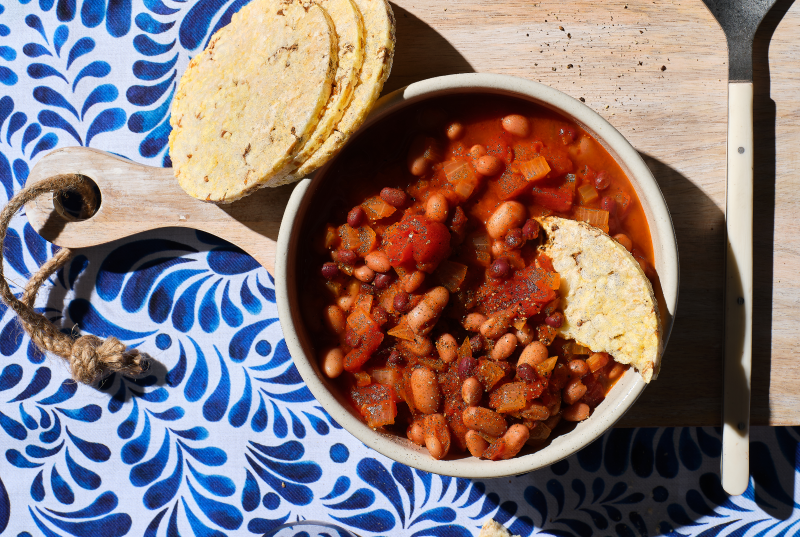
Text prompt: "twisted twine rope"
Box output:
[[0, 174, 146, 384]]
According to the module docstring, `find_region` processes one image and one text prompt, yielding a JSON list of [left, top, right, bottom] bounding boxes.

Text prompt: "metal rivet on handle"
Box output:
[[738, 147, 745, 154], [737, 297, 744, 305], [738, 422, 746, 431]]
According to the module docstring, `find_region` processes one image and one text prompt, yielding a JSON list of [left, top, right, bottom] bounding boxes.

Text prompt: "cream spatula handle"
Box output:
[[721, 81, 753, 496]]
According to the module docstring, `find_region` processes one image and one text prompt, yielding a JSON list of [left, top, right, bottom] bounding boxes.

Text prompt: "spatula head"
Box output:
[[701, 0, 779, 81]]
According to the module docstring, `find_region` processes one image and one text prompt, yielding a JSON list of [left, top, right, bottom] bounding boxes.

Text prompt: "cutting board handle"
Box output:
[[24, 147, 296, 275], [721, 81, 754, 496]]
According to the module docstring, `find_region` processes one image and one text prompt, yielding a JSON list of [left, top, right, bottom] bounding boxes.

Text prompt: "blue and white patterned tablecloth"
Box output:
[[0, 2, 799, 536]]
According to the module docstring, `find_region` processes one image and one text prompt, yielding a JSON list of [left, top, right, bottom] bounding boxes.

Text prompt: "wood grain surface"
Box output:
[[26, 0, 800, 426]]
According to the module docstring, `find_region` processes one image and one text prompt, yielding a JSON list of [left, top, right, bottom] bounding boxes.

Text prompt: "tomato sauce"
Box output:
[[298, 95, 656, 461]]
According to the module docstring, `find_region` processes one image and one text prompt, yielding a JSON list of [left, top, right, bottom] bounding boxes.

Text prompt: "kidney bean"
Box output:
[[393, 291, 411, 312], [469, 144, 487, 158], [402, 270, 426, 293], [614, 233, 633, 252], [501, 114, 531, 137], [387, 349, 404, 366], [480, 314, 510, 339], [594, 171, 610, 190], [519, 341, 548, 367], [486, 201, 527, 239], [522, 219, 539, 240], [347, 206, 366, 227], [545, 311, 564, 328], [373, 272, 393, 289], [380, 187, 408, 207], [600, 196, 616, 214], [517, 363, 535, 383], [465, 430, 489, 458], [476, 155, 503, 176], [323, 305, 346, 335], [463, 406, 507, 437], [469, 334, 484, 354], [491, 333, 517, 361], [446, 121, 464, 140], [320, 347, 344, 378], [407, 287, 449, 334], [407, 420, 425, 446], [562, 402, 591, 421], [333, 249, 357, 265], [423, 413, 450, 460], [411, 367, 442, 414], [354, 265, 375, 283], [462, 377, 483, 406], [563, 378, 588, 405], [425, 193, 449, 223], [567, 359, 589, 379], [321, 262, 339, 280], [400, 334, 434, 357], [458, 355, 477, 378], [463, 313, 487, 332], [436, 333, 458, 363], [488, 257, 511, 279], [496, 424, 530, 459], [505, 228, 524, 249], [365, 251, 391, 272]]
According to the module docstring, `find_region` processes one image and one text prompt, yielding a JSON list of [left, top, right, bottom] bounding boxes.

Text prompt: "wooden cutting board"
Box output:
[[26, 0, 800, 427]]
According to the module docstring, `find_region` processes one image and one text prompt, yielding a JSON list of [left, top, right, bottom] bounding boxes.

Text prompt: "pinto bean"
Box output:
[[497, 424, 530, 459], [410, 156, 430, 176], [501, 114, 531, 137], [476, 155, 503, 176], [320, 347, 344, 378], [515, 323, 534, 345], [490, 333, 517, 360], [462, 313, 486, 332], [462, 406, 507, 437], [407, 286, 449, 334], [323, 305, 346, 334], [337, 294, 355, 312], [608, 363, 626, 380], [480, 314, 510, 339], [426, 193, 449, 222], [462, 377, 483, 406], [411, 367, 442, 414], [465, 430, 489, 458], [407, 420, 425, 446], [486, 201, 527, 239], [436, 333, 458, 363], [562, 402, 591, 422], [567, 359, 589, 379], [400, 334, 434, 356], [519, 341, 548, 367], [446, 122, 464, 140], [365, 251, 391, 273], [469, 144, 487, 158], [424, 413, 450, 460], [354, 265, 375, 283], [402, 270, 426, 293], [563, 378, 587, 405], [614, 233, 633, 252]]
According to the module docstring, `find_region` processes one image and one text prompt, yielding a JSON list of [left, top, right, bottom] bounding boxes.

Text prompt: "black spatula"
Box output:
[[700, 0, 778, 496]]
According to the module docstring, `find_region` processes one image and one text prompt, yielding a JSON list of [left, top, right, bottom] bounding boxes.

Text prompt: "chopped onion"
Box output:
[[577, 183, 599, 204], [564, 341, 591, 355], [361, 196, 397, 220], [535, 356, 558, 377], [573, 206, 609, 233], [387, 322, 416, 342], [435, 260, 468, 292], [471, 234, 492, 266], [517, 156, 551, 183]]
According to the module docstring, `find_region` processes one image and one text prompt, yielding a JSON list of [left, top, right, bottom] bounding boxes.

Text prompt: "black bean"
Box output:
[[545, 312, 564, 328], [594, 171, 610, 190], [488, 257, 511, 279], [334, 249, 357, 265], [458, 355, 477, 379], [517, 363, 535, 383], [393, 291, 411, 312], [600, 196, 616, 214], [373, 272, 393, 289], [469, 335, 484, 354], [387, 350, 404, 366], [380, 187, 408, 208], [522, 219, 539, 240]]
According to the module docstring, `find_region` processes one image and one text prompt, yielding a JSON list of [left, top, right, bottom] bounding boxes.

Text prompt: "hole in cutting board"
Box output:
[[53, 175, 101, 221]]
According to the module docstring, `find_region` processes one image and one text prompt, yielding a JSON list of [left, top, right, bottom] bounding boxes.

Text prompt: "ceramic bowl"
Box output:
[[275, 73, 679, 478]]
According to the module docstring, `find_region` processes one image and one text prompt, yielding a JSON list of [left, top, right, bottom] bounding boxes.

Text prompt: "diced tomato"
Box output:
[[536, 252, 555, 273], [489, 382, 528, 413], [343, 327, 384, 372], [495, 170, 531, 200], [541, 148, 573, 176], [383, 215, 451, 269], [351, 383, 399, 408], [362, 399, 397, 428], [444, 396, 470, 451], [482, 438, 508, 461], [477, 360, 511, 391], [582, 375, 605, 408], [531, 183, 574, 212], [478, 265, 557, 317]]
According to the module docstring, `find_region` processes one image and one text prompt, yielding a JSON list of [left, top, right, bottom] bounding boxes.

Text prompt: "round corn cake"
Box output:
[[288, 0, 365, 169], [538, 216, 662, 383], [288, 0, 395, 180], [169, 0, 337, 203]]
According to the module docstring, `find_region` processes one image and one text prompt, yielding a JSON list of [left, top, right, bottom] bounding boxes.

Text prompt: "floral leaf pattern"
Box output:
[[0, 1, 798, 536]]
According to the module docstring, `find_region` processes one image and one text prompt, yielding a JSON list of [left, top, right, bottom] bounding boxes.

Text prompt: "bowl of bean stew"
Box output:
[[275, 73, 678, 478]]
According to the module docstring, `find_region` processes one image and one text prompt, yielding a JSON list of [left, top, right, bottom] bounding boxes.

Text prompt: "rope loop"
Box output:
[[0, 174, 146, 384]]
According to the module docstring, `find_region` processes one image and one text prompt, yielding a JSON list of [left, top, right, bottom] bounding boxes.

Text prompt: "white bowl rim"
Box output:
[[275, 73, 679, 478]]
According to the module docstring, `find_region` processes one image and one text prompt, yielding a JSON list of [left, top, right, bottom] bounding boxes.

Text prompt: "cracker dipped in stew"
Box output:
[[301, 95, 659, 461]]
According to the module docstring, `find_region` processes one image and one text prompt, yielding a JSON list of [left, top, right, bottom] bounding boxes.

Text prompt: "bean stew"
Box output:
[[299, 95, 657, 461]]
